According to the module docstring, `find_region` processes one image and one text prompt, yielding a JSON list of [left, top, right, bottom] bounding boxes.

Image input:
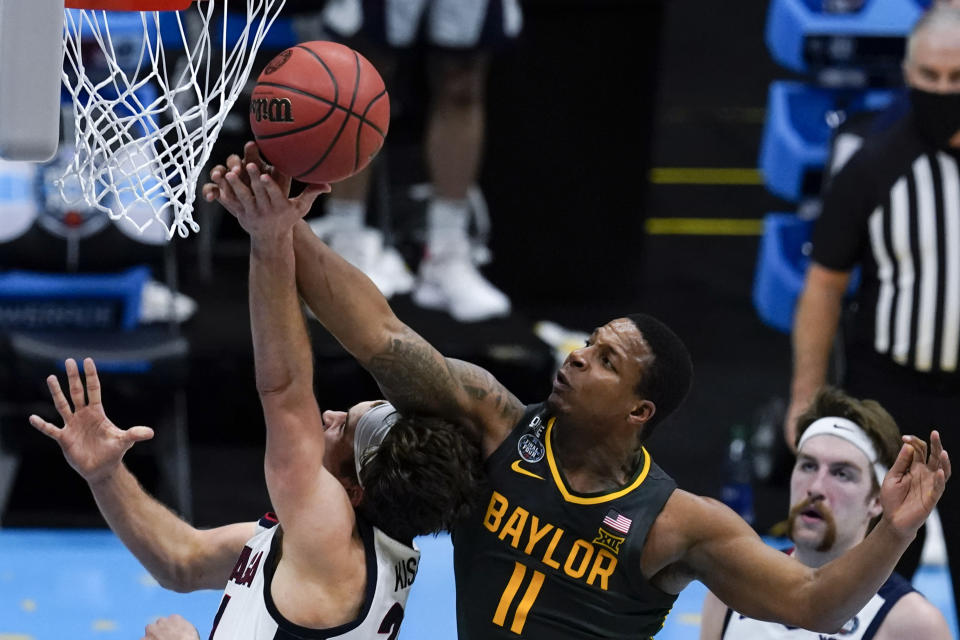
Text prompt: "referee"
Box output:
[[787, 5, 960, 613]]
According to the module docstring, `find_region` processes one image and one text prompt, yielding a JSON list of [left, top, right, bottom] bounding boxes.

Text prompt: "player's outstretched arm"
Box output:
[[29, 358, 255, 592], [290, 209, 522, 455], [204, 143, 522, 454], [237, 171, 366, 581]]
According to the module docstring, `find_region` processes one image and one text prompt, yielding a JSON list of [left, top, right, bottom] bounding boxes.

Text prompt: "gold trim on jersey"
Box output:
[[545, 418, 651, 504]]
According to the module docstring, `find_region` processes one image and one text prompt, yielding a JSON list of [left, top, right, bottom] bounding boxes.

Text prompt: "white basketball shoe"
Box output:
[[413, 236, 511, 322], [329, 227, 414, 299]]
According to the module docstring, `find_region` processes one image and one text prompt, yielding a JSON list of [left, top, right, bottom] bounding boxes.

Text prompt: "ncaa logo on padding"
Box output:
[[518, 434, 545, 463]]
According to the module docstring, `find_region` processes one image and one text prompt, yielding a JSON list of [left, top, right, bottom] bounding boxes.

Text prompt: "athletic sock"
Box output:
[[426, 198, 470, 253], [325, 198, 366, 231]]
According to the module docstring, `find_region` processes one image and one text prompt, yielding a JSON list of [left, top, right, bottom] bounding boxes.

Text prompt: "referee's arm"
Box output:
[[786, 263, 852, 447]]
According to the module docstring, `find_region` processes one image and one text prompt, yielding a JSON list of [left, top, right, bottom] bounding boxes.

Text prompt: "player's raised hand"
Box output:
[[202, 141, 293, 202], [880, 431, 950, 537], [28, 358, 154, 484], [242, 141, 293, 196], [204, 149, 329, 240], [141, 614, 200, 640]]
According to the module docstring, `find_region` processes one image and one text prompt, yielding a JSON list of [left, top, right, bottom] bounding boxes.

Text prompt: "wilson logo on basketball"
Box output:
[[250, 98, 294, 123]]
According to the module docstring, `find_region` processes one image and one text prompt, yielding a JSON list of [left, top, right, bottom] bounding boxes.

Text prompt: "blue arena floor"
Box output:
[[0, 530, 955, 639]]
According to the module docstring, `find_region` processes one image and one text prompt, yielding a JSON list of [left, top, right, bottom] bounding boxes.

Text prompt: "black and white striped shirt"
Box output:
[[812, 114, 960, 375]]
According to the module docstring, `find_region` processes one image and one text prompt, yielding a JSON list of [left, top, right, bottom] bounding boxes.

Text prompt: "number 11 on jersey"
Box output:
[[493, 561, 545, 634]]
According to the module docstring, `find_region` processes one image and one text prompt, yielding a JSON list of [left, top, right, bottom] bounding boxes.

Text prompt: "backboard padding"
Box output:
[[0, 0, 63, 161]]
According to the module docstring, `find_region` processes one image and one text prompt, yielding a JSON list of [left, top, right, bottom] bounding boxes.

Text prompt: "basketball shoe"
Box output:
[[328, 227, 414, 299], [413, 235, 511, 322]]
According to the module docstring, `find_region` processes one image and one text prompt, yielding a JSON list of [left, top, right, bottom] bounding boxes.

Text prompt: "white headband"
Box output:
[[797, 416, 888, 486], [353, 402, 399, 486]]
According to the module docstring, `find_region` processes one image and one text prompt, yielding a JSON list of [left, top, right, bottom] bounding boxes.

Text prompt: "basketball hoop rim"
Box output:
[[64, 0, 194, 10]]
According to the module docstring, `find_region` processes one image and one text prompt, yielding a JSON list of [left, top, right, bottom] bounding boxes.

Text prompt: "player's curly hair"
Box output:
[[357, 414, 484, 543]]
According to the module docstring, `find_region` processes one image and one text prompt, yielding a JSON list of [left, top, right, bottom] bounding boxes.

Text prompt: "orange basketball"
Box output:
[[249, 41, 390, 184]]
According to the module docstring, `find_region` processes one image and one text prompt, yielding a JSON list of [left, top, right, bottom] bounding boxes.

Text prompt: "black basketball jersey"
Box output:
[[452, 404, 678, 639]]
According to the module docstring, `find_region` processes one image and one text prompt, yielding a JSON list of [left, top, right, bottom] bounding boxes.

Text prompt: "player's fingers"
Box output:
[[225, 170, 256, 211], [28, 414, 62, 441], [297, 184, 330, 212], [929, 431, 944, 468], [209, 164, 227, 180], [888, 443, 914, 477], [940, 450, 951, 482], [65, 358, 87, 408], [903, 435, 927, 465], [225, 153, 243, 171], [246, 163, 272, 208], [83, 358, 102, 406], [201, 183, 220, 202], [212, 172, 239, 208], [933, 468, 946, 498], [126, 426, 155, 442], [243, 141, 265, 167], [46, 374, 72, 419], [254, 172, 284, 209]]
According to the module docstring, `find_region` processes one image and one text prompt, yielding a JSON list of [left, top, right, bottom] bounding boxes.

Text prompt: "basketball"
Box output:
[[248, 41, 390, 184]]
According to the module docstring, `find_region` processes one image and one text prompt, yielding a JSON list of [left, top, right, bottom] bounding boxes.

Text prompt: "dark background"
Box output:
[[3, 0, 797, 533]]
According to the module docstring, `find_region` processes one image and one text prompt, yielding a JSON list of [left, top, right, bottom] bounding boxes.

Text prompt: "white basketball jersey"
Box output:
[[210, 513, 420, 639], [721, 572, 914, 640]]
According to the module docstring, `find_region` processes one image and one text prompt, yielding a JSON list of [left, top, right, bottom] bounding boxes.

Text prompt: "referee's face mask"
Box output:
[[909, 88, 960, 147]]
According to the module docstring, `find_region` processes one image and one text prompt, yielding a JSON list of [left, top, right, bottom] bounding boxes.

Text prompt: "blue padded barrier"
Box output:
[[759, 81, 895, 201], [223, 13, 299, 50], [752, 213, 859, 333], [0, 265, 150, 331], [765, 0, 923, 75]]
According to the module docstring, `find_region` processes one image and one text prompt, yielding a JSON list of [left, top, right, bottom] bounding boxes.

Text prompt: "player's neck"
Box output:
[[793, 542, 855, 569], [552, 418, 642, 492]]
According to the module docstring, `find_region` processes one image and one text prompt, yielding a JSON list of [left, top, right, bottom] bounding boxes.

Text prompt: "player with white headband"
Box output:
[[700, 386, 952, 640]]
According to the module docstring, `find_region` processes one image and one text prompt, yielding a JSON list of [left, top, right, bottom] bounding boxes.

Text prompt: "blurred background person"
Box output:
[[785, 4, 960, 597], [310, 0, 521, 322], [703, 387, 952, 640]]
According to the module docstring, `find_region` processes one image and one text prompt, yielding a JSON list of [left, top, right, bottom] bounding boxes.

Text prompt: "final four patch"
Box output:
[[518, 434, 545, 463]]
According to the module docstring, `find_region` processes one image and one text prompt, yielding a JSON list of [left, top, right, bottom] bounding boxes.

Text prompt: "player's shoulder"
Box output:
[[658, 490, 736, 524], [875, 590, 952, 640], [643, 493, 727, 560]]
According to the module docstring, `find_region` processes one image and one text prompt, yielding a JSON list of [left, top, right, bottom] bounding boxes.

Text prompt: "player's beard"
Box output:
[[787, 497, 837, 553]]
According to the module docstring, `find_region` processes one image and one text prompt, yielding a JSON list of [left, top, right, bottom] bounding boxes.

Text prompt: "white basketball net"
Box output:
[[61, 0, 286, 239]]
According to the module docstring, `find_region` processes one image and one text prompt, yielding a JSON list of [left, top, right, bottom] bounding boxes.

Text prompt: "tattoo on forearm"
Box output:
[[367, 333, 461, 413], [463, 385, 488, 400], [365, 331, 524, 425], [449, 360, 525, 424]]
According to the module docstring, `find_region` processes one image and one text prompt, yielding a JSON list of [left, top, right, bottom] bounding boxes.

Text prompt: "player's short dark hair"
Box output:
[[794, 386, 902, 493], [357, 414, 483, 543], [626, 313, 693, 440]]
